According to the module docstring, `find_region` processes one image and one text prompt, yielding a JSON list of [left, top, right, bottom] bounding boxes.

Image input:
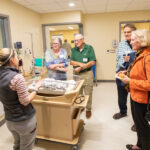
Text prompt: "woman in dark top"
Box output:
[[0, 48, 41, 150]]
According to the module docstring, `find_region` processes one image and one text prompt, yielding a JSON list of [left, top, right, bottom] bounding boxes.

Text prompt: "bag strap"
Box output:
[[147, 92, 150, 111], [144, 54, 150, 111]]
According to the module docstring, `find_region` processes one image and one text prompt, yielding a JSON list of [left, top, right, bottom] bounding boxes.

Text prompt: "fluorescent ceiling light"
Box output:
[[49, 28, 55, 31], [68, 26, 74, 30], [69, 2, 75, 7]]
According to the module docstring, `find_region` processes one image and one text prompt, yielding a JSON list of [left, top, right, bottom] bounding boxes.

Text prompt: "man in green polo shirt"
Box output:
[[70, 33, 96, 119]]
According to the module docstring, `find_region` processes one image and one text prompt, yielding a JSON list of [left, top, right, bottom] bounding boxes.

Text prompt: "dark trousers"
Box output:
[[131, 99, 150, 150], [116, 80, 128, 114]]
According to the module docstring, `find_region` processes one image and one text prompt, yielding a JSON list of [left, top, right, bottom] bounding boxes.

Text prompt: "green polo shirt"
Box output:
[[71, 43, 96, 69]]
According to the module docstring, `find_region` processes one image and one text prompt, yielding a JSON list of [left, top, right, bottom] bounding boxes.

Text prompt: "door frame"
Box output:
[[119, 20, 150, 42], [0, 13, 12, 48], [42, 22, 83, 52]]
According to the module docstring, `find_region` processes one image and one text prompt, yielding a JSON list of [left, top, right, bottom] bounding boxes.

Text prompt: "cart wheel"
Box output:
[[72, 145, 78, 150]]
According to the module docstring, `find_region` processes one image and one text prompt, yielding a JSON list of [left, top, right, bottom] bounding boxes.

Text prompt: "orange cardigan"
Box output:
[[129, 47, 150, 104]]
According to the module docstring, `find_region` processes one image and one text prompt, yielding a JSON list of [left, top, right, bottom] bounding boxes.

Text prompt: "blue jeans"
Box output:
[[116, 79, 128, 114]]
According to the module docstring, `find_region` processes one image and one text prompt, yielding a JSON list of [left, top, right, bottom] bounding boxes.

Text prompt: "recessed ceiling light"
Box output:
[[69, 2, 75, 7]]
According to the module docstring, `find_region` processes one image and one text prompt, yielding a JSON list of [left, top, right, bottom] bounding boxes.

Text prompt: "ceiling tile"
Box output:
[[107, 4, 127, 11], [133, 0, 150, 2], [82, 0, 108, 4], [25, 0, 55, 4], [12, 0, 150, 14], [85, 5, 106, 12], [108, 0, 132, 4], [127, 2, 150, 10], [58, 1, 82, 9], [12, 0, 32, 6]]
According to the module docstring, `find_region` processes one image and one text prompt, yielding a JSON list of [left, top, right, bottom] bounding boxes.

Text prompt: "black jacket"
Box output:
[[0, 66, 35, 122]]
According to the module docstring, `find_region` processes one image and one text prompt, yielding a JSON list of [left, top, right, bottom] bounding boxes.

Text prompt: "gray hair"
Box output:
[[74, 33, 84, 39], [124, 24, 136, 31], [132, 29, 150, 47], [52, 37, 62, 47]]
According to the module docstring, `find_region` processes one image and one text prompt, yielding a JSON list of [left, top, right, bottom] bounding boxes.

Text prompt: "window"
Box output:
[[42, 23, 83, 51], [0, 18, 7, 48], [0, 14, 12, 48]]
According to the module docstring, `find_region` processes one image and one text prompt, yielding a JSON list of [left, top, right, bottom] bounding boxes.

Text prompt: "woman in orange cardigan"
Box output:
[[121, 29, 150, 150]]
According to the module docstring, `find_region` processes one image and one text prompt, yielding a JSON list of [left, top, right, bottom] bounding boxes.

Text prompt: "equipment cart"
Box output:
[[31, 79, 88, 150]]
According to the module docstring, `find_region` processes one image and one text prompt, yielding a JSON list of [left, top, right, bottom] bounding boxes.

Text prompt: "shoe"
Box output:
[[113, 112, 127, 120], [126, 144, 141, 150], [131, 124, 136, 132], [86, 111, 92, 119]]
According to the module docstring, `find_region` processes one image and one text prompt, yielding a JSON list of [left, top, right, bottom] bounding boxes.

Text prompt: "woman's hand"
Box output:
[[34, 80, 42, 90], [121, 76, 130, 84], [58, 67, 67, 72], [49, 64, 64, 70], [56, 67, 67, 72], [120, 70, 127, 75], [123, 56, 130, 62]]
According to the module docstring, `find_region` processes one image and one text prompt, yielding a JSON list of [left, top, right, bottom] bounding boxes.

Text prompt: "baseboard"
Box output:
[[94, 80, 115, 82]]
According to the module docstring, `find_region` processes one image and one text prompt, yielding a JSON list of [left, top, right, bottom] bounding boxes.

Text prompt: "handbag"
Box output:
[[144, 54, 150, 121]]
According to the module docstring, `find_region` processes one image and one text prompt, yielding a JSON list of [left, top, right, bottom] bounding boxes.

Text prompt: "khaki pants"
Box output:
[[76, 70, 94, 111]]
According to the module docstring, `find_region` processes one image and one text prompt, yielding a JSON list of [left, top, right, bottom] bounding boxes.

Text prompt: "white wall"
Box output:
[[83, 10, 150, 80], [0, 0, 43, 72]]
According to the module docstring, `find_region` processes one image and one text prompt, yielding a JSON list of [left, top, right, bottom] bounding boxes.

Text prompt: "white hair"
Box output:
[[52, 37, 62, 47], [74, 33, 84, 39], [132, 29, 150, 47]]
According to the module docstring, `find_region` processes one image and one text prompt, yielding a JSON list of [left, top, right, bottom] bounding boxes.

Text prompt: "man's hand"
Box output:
[[123, 56, 130, 62], [80, 63, 88, 69], [74, 67, 82, 73]]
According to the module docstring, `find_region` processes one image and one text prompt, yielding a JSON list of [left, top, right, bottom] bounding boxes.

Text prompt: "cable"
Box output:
[[74, 95, 85, 104]]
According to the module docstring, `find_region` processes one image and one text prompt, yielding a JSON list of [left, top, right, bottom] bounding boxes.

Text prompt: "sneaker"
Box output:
[[113, 112, 127, 120], [86, 111, 92, 119], [131, 124, 136, 132]]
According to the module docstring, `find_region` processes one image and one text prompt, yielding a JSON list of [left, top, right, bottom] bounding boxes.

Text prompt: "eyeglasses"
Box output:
[[52, 43, 59, 45], [124, 31, 132, 34], [74, 38, 83, 42]]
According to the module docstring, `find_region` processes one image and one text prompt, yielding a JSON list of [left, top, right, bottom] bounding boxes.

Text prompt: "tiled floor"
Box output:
[[0, 82, 136, 150]]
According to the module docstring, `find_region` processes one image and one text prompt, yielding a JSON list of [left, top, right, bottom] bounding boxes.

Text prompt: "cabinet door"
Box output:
[[72, 108, 81, 135]]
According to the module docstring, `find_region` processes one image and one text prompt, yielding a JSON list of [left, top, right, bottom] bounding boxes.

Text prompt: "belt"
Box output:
[[80, 68, 92, 73]]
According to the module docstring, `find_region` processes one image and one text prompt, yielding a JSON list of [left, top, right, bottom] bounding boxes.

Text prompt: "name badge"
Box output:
[[83, 58, 88, 62], [59, 54, 64, 58]]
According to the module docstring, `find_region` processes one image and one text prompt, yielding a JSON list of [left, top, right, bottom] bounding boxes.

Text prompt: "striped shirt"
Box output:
[[116, 40, 132, 71], [9, 74, 30, 106]]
